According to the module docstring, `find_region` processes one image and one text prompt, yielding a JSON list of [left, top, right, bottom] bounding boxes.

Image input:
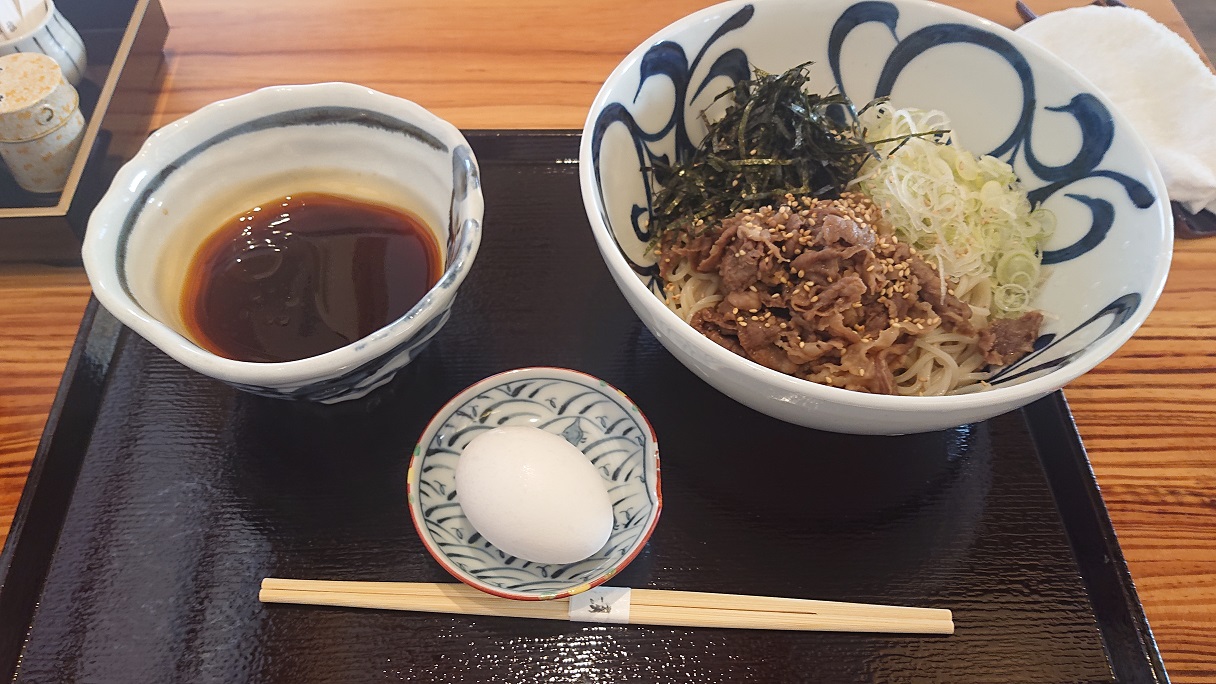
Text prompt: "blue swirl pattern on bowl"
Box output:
[[409, 368, 661, 600], [586, 0, 1168, 392]]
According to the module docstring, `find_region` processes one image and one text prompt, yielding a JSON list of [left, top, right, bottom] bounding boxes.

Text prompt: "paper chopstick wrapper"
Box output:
[[568, 586, 631, 624], [0, 52, 84, 193], [1017, 6, 1216, 215]]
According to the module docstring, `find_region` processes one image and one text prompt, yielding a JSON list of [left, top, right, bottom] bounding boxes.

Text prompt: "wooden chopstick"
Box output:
[[262, 579, 949, 620], [260, 579, 954, 635], [1017, 0, 1129, 24]]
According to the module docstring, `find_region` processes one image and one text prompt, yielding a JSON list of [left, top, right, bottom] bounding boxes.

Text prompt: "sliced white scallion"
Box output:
[[851, 103, 1053, 318]]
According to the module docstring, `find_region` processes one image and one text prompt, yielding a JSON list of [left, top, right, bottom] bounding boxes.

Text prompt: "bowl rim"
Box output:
[[578, 0, 1173, 412], [81, 82, 484, 388], [408, 366, 663, 601]]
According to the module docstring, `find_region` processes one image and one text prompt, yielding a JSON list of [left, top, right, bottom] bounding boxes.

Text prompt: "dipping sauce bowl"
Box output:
[[83, 83, 483, 402]]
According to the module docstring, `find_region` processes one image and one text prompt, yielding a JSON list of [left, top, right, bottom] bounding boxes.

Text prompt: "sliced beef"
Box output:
[[736, 317, 800, 375], [695, 223, 739, 273], [719, 239, 764, 290], [690, 307, 746, 357], [907, 258, 974, 333], [821, 212, 876, 249], [980, 311, 1044, 366], [657, 193, 1042, 394], [725, 289, 763, 312]]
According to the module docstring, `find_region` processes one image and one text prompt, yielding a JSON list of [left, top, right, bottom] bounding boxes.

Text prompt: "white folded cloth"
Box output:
[[1018, 5, 1216, 214]]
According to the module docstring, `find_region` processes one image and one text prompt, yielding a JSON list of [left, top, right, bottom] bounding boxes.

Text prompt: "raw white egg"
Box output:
[[455, 425, 613, 565]]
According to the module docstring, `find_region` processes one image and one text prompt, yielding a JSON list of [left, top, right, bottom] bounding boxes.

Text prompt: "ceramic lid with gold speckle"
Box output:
[[0, 52, 77, 143]]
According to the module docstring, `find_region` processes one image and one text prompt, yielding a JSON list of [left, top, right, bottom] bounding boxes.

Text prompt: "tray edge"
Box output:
[[1025, 392, 1171, 684], [0, 298, 123, 681]]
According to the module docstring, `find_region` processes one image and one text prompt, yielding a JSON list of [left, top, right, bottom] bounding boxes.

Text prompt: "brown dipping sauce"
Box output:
[[181, 192, 442, 363]]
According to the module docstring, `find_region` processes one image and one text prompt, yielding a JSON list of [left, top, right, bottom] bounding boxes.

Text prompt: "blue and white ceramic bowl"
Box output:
[[408, 368, 661, 601], [82, 83, 483, 402], [579, 0, 1173, 434]]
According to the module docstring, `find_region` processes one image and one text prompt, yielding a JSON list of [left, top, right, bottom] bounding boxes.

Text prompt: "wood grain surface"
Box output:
[[0, 0, 1212, 680]]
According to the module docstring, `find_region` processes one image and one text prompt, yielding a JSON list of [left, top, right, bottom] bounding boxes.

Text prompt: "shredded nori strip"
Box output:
[[648, 63, 908, 242]]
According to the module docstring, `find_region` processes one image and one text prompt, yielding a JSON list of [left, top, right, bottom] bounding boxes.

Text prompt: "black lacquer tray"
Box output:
[[0, 132, 1168, 683]]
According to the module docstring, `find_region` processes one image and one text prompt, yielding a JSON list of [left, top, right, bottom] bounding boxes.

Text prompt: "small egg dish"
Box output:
[[408, 368, 662, 601]]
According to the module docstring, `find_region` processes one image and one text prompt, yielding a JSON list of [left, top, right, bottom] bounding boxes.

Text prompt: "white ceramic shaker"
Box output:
[[0, 0, 87, 86], [0, 52, 85, 193]]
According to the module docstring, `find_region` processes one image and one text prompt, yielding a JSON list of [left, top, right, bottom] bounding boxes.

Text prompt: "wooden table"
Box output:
[[1, 0, 1212, 680]]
